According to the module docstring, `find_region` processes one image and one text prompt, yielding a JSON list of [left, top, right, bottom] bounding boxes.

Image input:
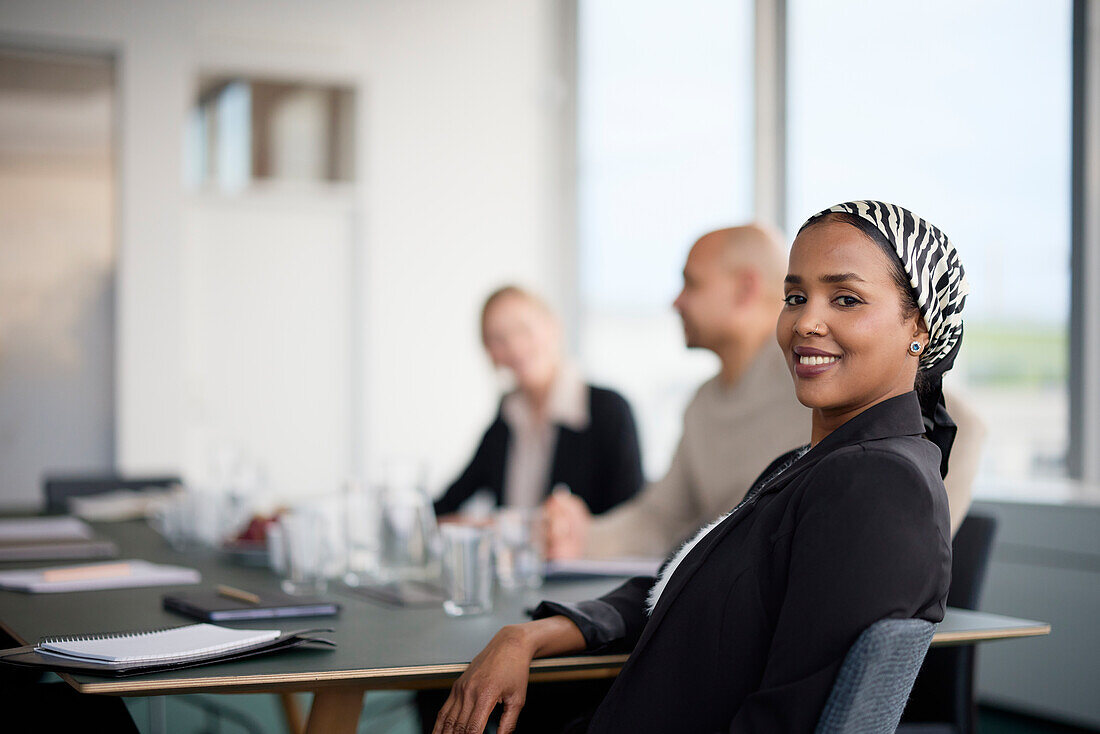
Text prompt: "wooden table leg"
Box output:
[[305, 687, 366, 734], [279, 692, 305, 734]]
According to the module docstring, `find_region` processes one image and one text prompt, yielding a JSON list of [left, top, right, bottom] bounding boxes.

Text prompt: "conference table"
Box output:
[[0, 520, 1051, 733]]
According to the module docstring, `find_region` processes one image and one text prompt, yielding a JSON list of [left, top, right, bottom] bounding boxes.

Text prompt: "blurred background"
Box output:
[[0, 0, 1097, 731]]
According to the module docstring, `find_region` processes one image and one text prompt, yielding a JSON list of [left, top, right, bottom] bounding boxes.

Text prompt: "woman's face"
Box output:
[[776, 219, 928, 424], [482, 295, 560, 392]]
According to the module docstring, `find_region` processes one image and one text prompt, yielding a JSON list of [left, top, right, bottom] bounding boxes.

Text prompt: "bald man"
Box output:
[[545, 225, 811, 559], [546, 224, 985, 559]]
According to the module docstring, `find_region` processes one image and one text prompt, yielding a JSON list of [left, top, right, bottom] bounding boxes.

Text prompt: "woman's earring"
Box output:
[[909, 341, 923, 354]]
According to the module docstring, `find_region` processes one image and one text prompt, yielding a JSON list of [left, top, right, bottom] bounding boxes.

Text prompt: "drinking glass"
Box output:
[[493, 507, 544, 590], [441, 524, 493, 616], [278, 511, 328, 596], [343, 479, 381, 586], [377, 460, 439, 582]]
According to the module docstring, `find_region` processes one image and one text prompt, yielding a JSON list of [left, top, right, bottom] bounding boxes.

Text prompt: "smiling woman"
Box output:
[[778, 217, 930, 445], [431, 201, 968, 734]]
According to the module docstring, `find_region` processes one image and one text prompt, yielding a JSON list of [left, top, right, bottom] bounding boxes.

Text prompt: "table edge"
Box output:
[[67, 653, 632, 695], [66, 622, 1052, 695]]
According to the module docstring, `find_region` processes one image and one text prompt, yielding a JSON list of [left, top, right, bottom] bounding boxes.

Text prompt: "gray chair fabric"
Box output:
[[815, 618, 937, 734]]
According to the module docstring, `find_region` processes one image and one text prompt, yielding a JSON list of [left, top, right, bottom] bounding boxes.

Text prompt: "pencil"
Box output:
[[216, 584, 261, 605]]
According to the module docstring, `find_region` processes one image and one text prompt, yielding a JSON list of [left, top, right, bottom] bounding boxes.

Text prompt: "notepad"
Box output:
[[0, 516, 95, 542], [0, 625, 336, 677], [0, 559, 201, 593], [35, 624, 281, 665]]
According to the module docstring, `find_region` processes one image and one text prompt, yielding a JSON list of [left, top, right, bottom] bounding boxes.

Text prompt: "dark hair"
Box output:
[[798, 211, 930, 394]]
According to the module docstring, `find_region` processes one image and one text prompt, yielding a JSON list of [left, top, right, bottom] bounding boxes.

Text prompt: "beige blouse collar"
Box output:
[[501, 362, 589, 432]]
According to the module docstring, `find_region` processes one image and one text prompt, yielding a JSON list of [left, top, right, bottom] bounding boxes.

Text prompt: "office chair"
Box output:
[[42, 473, 180, 514], [897, 513, 999, 734], [815, 618, 937, 734]]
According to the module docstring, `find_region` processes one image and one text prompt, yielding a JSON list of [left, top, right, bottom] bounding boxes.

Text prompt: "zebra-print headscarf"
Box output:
[[800, 200, 969, 477]]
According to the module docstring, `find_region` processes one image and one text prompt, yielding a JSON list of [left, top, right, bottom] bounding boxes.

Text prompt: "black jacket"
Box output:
[[433, 385, 643, 517], [535, 391, 952, 733]]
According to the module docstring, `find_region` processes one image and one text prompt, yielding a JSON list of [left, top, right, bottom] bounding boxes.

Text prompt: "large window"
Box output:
[[578, 0, 754, 475], [787, 0, 1073, 483], [579, 1, 1075, 488]]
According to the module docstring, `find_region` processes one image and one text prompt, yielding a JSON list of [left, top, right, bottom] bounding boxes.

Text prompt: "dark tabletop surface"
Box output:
[[0, 519, 1049, 695], [0, 520, 629, 694]]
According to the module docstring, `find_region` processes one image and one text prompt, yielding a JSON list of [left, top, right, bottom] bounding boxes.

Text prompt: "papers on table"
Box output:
[[0, 559, 201, 593], [0, 516, 94, 542], [69, 489, 176, 522], [0, 516, 119, 562], [544, 557, 664, 580]]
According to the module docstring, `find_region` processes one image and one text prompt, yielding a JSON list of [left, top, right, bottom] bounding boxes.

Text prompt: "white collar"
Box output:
[[501, 362, 589, 432]]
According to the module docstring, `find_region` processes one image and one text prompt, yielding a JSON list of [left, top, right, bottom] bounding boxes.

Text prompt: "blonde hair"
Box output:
[[479, 285, 555, 345]]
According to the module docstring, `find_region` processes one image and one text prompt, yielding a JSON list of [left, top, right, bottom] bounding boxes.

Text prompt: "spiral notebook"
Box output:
[[0, 623, 336, 677], [37, 624, 281, 664]]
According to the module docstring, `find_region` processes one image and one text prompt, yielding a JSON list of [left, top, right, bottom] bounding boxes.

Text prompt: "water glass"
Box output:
[[493, 507, 544, 590], [278, 511, 328, 596], [441, 524, 493, 617], [343, 479, 381, 586], [153, 488, 223, 551], [378, 483, 439, 582]]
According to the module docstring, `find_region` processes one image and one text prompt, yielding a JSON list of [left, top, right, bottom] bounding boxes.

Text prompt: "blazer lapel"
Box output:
[[632, 450, 820, 652], [629, 391, 927, 656]]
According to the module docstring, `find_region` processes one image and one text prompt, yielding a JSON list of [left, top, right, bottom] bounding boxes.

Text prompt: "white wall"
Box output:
[[359, 0, 573, 486], [0, 0, 571, 500]]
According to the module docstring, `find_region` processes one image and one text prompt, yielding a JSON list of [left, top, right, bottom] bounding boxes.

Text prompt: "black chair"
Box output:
[[898, 513, 999, 734], [42, 473, 180, 514]]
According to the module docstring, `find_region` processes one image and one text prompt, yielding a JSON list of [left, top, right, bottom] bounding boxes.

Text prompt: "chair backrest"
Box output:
[[899, 512, 999, 733], [42, 474, 180, 515], [946, 513, 997, 611], [814, 618, 936, 734]]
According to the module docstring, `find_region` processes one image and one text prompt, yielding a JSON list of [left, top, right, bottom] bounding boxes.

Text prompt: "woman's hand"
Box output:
[[432, 616, 586, 734], [433, 625, 533, 734]]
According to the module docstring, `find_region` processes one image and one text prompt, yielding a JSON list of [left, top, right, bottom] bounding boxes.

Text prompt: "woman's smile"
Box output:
[[793, 345, 841, 377]]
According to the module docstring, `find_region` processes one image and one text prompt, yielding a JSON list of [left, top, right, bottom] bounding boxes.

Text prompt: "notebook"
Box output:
[[164, 590, 341, 622], [0, 516, 95, 542], [0, 516, 118, 561], [0, 559, 201, 593], [0, 538, 118, 562], [0, 624, 337, 677], [37, 624, 280, 664]]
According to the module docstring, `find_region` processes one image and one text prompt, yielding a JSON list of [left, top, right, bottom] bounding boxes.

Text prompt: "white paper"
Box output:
[[0, 558, 201, 593], [0, 516, 94, 542]]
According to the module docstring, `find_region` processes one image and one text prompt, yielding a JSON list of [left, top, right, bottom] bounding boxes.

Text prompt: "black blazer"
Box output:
[[433, 385, 643, 517], [535, 391, 952, 733]]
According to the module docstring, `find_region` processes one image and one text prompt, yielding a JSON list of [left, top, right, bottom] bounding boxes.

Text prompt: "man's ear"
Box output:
[[733, 268, 760, 306]]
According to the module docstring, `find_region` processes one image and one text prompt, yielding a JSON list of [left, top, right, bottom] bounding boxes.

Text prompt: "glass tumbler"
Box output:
[[441, 524, 493, 617], [493, 507, 544, 590], [278, 510, 328, 596]]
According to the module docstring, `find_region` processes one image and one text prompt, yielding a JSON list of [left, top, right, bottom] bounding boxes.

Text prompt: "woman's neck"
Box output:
[[809, 386, 913, 446], [519, 367, 559, 420]]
